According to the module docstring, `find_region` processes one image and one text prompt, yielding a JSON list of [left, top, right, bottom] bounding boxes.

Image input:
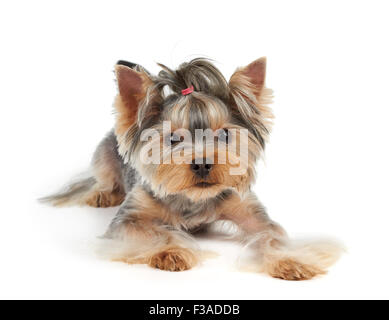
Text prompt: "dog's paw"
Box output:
[[266, 258, 326, 281], [149, 247, 197, 272], [84, 190, 125, 208]]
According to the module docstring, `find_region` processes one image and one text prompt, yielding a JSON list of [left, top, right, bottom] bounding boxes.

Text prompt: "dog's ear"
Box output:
[[229, 57, 267, 97], [229, 57, 273, 147], [114, 64, 152, 135]]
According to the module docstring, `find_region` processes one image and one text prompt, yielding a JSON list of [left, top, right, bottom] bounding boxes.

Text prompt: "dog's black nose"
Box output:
[[191, 160, 213, 178]]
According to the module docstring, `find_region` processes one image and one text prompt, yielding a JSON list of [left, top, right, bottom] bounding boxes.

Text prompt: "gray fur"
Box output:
[[92, 130, 139, 193], [41, 58, 342, 279], [41, 58, 263, 222], [39, 176, 97, 206]]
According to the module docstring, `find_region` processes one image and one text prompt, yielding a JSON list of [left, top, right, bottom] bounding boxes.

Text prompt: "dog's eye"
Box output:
[[168, 132, 184, 146], [217, 129, 229, 144]]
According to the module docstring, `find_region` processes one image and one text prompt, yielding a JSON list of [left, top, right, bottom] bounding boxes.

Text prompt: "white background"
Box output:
[[1, 0, 388, 300]]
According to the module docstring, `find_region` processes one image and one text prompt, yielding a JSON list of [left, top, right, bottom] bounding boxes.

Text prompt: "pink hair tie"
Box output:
[[181, 85, 194, 96]]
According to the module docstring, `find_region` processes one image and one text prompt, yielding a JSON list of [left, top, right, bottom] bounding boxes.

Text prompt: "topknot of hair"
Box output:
[[156, 58, 229, 100]]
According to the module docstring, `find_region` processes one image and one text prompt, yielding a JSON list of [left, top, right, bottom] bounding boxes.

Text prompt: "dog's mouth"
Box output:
[[194, 182, 215, 188]]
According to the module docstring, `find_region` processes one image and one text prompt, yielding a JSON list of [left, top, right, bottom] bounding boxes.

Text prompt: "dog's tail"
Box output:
[[39, 172, 97, 207]]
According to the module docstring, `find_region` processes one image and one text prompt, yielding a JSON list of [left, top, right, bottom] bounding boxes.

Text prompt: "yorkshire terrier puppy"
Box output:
[[42, 57, 342, 280]]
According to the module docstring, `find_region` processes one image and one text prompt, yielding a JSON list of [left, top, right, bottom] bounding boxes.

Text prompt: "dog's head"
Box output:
[[114, 58, 273, 201]]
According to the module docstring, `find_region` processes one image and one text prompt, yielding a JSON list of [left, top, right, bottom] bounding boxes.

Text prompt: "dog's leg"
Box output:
[[100, 187, 199, 271], [217, 192, 341, 280], [83, 131, 126, 208]]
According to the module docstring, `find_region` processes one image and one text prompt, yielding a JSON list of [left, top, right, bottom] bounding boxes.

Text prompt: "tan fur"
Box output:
[[154, 161, 249, 202], [127, 187, 185, 228], [99, 223, 201, 271], [250, 238, 345, 280], [80, 142, 127, 207], [84, 189, 125, 208], [44, 58, 343, 280], [111, 245, 200, 272], [114, 66, 153, 137], [218, 192, 284, 235], [125, 188, 216, 231], [149, 246, 198, 271], [93, 153, 123, 190], [105, 59, 343, 279], [217, 192, 343, 280], [229, 58, 274, 139], [114, 95, 136, 137], [265, 258, 326, 281], [153, 141, 255, 202]]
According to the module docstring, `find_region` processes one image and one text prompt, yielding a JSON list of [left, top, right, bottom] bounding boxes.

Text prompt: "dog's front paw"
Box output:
[[266, 258, 326, 281], [149, 247, 197, 272]]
